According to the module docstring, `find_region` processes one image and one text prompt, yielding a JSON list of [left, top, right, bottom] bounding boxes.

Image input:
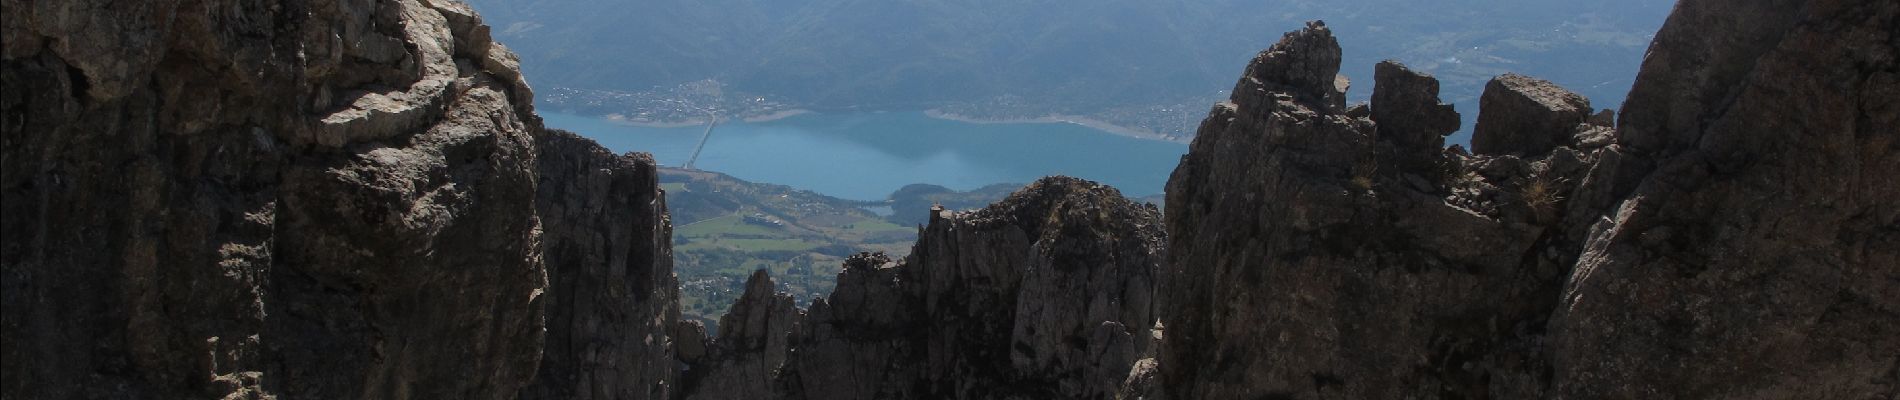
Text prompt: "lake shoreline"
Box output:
[[599, 109, 814, 128], [542, 109, 1186, 200], [741, 109, 812, 122], [584, 108, 1189, 144], [922, 109, 1189, 144]]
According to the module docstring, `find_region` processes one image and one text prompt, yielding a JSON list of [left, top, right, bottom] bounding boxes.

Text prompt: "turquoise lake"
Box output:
[[541, 111, 1190, 201]]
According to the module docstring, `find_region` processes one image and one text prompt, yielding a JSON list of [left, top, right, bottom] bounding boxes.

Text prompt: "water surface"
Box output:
[[543, 111, 1189, 201]]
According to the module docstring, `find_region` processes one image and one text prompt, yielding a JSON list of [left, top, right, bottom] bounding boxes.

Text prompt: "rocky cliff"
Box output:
[[2, 1, 681, 399], [1549, 0, 1898, 396], [1158, 21, 1588, 398], [680, 176, 1167, 400], [4, 0, 1893, 399], [1154, 1, 1896, 399], [523, 130, 684, 400]]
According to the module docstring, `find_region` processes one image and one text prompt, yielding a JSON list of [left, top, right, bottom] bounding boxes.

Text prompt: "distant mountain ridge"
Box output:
[[467, 0, 1674, 143]]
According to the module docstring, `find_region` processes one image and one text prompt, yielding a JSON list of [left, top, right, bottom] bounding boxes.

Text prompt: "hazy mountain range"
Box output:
[[468, 0, 1675, 143]]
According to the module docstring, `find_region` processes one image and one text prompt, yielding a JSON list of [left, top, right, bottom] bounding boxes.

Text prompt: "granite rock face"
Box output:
[[681, 176, 1168, 400], [2, 1, 683, 399], [1156, 1, 1896, 399]]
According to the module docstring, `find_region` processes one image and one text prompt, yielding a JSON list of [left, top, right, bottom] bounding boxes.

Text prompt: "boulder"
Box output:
[[1471, 73, 1592, 156]]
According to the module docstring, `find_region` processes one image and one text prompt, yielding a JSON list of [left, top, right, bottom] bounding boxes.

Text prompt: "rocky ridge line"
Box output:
[[3, 0, 1893, 399], [680, 176, 1167, 400], [1150, 1, 1896, 398]]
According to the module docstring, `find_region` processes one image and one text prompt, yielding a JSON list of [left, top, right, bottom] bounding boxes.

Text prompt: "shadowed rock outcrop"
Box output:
[[681, 176, 1167, 400], [1158, 21, 1597, 399], [1154, 1, 1896, 399], [2, 1, 684, 399], [522, 130, 683, 400], [1371, 60, 1461, 153], [2, 1, 546, 398], [1549, 0, 1899, 397], [679, 270, 799, 400]]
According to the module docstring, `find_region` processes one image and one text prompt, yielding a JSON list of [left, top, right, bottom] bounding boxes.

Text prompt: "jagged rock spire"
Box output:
[[680, 176, 1166, 400], [1370, 60, 1460, 152], [1230, 21, 1348, 112]]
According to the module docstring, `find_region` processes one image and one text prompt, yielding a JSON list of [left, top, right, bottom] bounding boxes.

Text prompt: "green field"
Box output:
[[838, 217, 908, 234], [658, 167, 932, 330], [677, 214, 785, 237], [678, 238, 817, 252]]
